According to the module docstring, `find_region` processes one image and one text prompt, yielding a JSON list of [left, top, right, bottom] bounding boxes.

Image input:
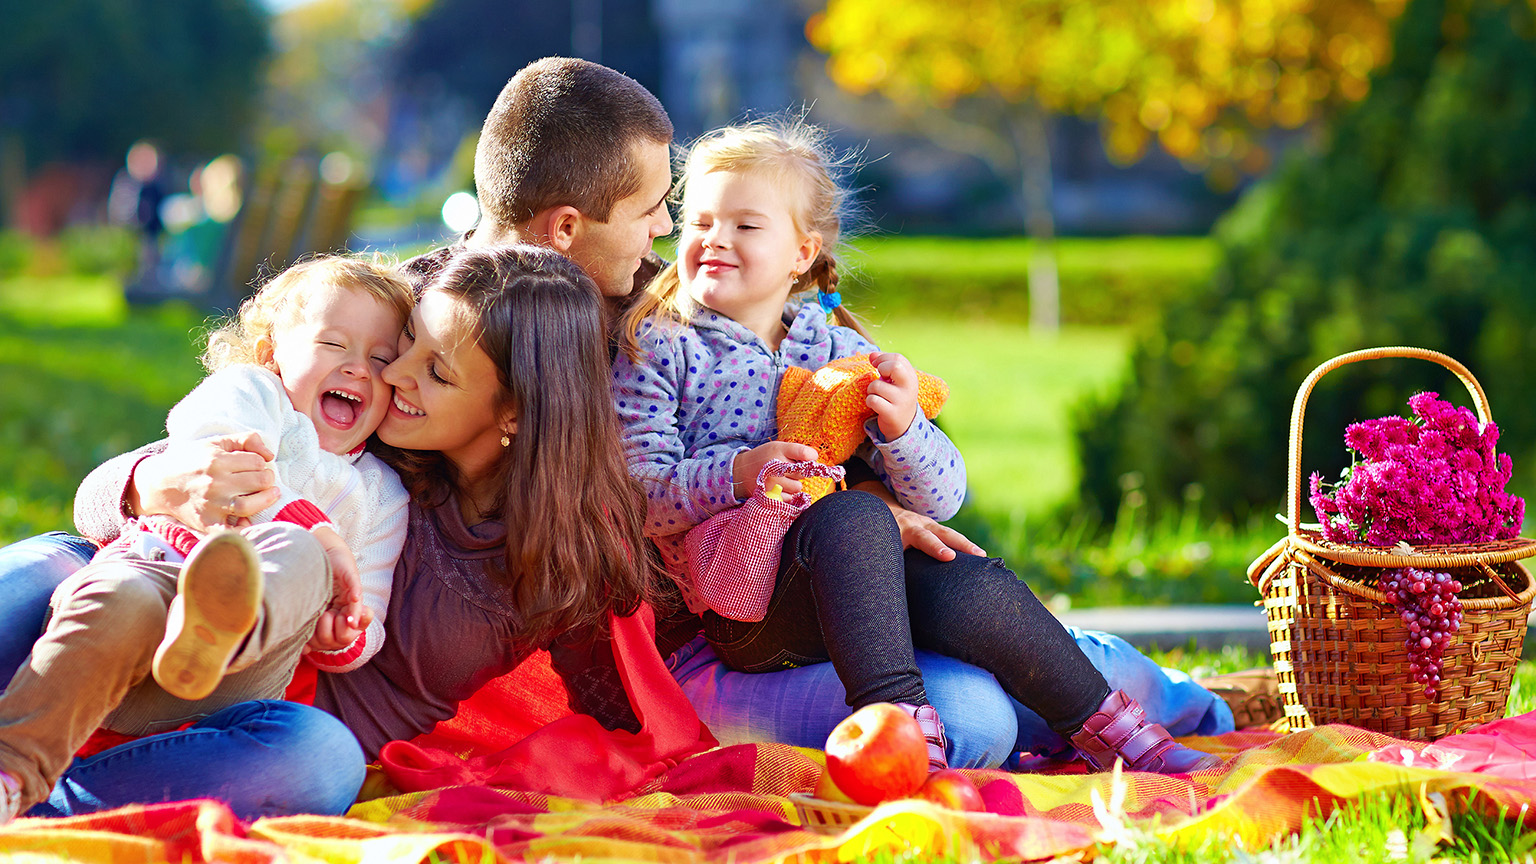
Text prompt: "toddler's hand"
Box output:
[[306, 603, 374, 654], [732, 441, 819, 500], [311, 522, 359, 599], [866, 352, 920, 441]]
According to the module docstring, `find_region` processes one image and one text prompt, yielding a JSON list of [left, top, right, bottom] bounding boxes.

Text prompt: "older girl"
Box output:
[[614, 119, 1220, 775]]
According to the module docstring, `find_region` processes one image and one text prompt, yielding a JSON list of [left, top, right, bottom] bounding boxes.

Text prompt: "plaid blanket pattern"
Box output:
[[9, 720, 1536, 862]]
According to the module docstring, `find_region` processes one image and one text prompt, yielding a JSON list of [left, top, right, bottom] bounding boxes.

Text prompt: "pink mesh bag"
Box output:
[[683, 459, 846, 622]]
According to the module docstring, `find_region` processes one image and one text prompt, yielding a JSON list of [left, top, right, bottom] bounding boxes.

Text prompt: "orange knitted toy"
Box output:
[[776, 353, 949, 500]]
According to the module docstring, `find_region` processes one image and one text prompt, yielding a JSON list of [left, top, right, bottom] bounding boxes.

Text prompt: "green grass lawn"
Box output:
[[0, 274, 206, 541], [868, 319, 1129, 523], [0, 238, 1271, 607]]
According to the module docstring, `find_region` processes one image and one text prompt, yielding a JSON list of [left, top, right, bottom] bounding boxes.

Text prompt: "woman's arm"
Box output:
[[74, 433, 279, 543]]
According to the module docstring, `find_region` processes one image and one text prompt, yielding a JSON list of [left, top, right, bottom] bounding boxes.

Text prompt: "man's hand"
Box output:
[[866, 351, 920, 441], [852, 479, 985, 561], [731, 441, 820, 500], [890, 508, 985, 561], [128, 432, 279, 532]]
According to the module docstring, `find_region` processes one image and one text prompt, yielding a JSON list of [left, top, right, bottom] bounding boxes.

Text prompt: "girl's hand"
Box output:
[[866, 352, 920, 441], [732, 441, 820, 500], [129, 432, 280, 532]]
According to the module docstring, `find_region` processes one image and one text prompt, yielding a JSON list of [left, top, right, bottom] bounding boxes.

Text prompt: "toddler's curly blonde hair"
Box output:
[[203, 254, 414, 372]]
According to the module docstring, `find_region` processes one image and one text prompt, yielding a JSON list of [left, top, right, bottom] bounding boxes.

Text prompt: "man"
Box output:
[[400, 57, 674, 306]]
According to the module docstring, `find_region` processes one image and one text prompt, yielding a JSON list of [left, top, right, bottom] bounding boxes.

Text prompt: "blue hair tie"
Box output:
[[818, 291, 842, 313]]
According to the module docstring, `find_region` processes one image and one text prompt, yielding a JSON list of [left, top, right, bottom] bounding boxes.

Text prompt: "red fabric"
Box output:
[[274, 500, 329, 530], [682, 459, 844, 622], [305, 632, 367, 671], [283, 658, 319, 705], [416, 651, 574, 755], [1369, 711, 1536, 779], [378, 603, 717, 802], [102, 517, 202, 559]]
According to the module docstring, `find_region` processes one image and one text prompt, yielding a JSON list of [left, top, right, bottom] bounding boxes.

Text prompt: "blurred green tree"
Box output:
[[810, 0, 1404, 330], [260, 0, 429, 160], [1075, 0, 1536, 527], [0, 0, 271, 169]]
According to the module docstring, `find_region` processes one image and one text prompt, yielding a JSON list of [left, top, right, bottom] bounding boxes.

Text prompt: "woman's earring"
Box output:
[[500, 434, 511, 447]]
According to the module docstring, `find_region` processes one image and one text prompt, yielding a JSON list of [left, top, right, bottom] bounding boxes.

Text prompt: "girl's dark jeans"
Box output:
[[704, 490, 1111, 735]]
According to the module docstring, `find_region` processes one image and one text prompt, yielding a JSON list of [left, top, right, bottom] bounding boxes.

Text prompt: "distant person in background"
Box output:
[[109, 140, 168, 301]]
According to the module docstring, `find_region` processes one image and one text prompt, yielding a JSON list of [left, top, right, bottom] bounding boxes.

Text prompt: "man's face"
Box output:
[[564, 138, 674, 297]]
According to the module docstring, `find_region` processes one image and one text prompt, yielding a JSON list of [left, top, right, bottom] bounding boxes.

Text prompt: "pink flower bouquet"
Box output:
[[1308, 392, 1524, 546]]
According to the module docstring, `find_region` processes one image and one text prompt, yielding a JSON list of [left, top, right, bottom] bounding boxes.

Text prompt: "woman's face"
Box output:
[[379, 289, 511, 483]]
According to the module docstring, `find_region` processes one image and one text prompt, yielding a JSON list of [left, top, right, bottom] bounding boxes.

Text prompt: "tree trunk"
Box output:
[[1010, 100, 1059, 334]]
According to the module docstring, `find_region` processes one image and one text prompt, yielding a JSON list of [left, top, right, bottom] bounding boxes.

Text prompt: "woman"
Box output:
[[0, 245, 677, 820]]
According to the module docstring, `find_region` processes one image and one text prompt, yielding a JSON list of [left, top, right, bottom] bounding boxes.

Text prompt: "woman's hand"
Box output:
[[866, 351, 920, 441], [128, 432, 280, 532], [731, 441, 820, 499], [852, 479, 985, 561]]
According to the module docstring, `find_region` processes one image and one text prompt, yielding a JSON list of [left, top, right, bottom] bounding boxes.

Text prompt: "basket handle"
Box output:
[[1287, 347, 1493, 541]]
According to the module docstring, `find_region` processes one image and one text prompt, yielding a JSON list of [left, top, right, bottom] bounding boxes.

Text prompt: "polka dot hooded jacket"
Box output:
[[612, 301, 967, 541]]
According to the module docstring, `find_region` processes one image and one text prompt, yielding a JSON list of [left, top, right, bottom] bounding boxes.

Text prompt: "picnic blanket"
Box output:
[[10, 715, 1536, 862]]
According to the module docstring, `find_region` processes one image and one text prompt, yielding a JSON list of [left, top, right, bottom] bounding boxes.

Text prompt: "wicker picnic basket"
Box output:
[[1247, 347, 1536, 741]]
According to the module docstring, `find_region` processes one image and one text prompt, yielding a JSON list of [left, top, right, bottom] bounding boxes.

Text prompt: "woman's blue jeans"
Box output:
[[0, 532, 365, 819]]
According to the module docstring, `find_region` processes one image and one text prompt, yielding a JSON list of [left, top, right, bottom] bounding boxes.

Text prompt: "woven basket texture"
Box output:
[[1249, 347, 1536, 741]]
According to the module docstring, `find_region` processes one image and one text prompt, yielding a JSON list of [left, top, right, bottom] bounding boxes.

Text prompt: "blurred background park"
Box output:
[[2, 0, 1534, 610]]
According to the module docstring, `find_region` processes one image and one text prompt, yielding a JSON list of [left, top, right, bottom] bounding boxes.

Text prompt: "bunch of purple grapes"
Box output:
[[1379, 567, 1464, 698]]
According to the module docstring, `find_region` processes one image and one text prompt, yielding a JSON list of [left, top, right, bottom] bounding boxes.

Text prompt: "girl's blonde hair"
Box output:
[[203, 254, 414, 372], [620, 117, 868, 353]]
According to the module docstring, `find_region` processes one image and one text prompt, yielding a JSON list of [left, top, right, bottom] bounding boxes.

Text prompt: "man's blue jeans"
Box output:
[[669, 630, 1233, 768], [0, 533, 364, 819]]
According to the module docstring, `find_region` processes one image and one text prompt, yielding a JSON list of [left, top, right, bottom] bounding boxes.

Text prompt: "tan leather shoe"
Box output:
[[152, 530, 262, 701]]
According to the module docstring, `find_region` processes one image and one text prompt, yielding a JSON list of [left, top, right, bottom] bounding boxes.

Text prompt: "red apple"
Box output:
[[824, 703, 929, 805], [813, 767, 859, 804], [912, 769, 985, 812]]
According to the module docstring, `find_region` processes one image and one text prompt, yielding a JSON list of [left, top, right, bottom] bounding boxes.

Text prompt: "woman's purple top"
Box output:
[[75, 443, 636, 759]]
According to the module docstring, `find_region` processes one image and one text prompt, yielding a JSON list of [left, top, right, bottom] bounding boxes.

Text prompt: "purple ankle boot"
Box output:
[[894, 703, 949, 771], [1068, 690, 1222, 774]]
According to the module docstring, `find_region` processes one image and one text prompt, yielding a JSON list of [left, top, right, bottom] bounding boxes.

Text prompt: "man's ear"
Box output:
[[255, 335, 277, 370], [527, 205, 584, 254]]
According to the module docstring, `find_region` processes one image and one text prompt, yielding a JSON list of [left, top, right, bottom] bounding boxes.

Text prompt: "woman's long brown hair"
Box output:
[[383, 244, 656, 646]]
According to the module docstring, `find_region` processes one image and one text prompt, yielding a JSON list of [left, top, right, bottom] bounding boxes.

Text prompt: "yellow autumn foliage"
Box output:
[[809, 0, 1404, 173]]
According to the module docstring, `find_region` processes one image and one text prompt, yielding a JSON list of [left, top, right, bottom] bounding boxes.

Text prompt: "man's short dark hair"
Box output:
[[475, 57, 673, 227]]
